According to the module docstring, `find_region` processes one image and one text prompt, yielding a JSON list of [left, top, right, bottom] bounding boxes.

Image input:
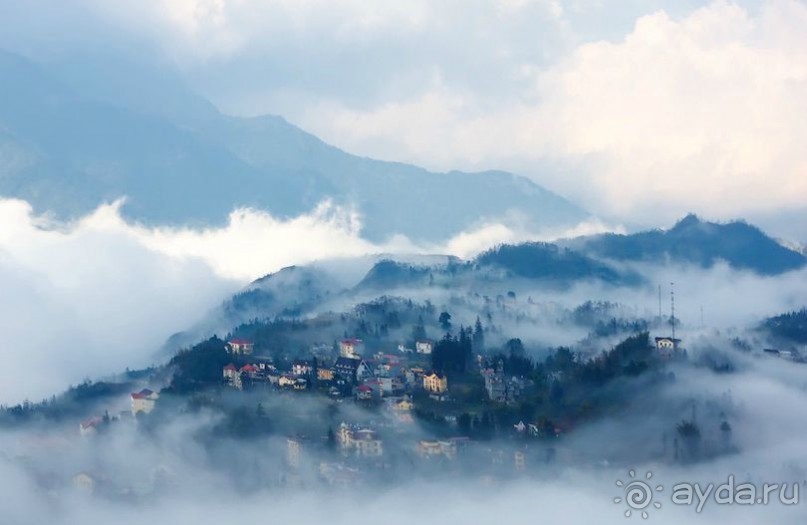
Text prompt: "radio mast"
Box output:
[[658, 284, 662, 319], [670, 282, 676, 343]]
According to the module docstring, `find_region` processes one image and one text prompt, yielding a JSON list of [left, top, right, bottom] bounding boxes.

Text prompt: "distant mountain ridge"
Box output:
[[162, 214, 804, 354], [0, 50, 587, 242], [568, 214, 806, 275], [475, 242, 634, 284]]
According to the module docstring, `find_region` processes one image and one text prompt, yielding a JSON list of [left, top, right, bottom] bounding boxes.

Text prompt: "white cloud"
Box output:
[[440, 217, 622, 259], [535, 0, 807, 220], [0, 200, 242, 404], [0, 197, 615, 404], [126, 200, 378, 281], [0, 197, 394, 403], [290, 1, 807, 227]]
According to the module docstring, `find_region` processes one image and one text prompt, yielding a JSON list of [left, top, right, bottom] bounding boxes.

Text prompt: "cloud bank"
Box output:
[[0, 197, 615, 404], [0, 191, 800, 405]]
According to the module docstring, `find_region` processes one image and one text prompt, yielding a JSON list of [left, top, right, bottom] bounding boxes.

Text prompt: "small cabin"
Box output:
[[655, 336, 681, 358]]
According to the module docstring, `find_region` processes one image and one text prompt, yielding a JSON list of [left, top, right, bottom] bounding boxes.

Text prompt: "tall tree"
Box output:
[[327, 426, 337, 452], [506, 338, 525, 357], [411, 315, 427, 343], [438, 311, 452, 331], [473, 316, 485, 351]]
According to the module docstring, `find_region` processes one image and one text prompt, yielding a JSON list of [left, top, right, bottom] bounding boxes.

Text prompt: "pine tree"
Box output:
[[411, 315, 427, 343], [327, 426, 337, 452], [438, 311, 452, 331], [473, 316, 485, 351]]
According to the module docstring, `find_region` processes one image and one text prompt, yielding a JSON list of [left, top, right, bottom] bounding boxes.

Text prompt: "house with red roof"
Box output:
[[130, 388, 159, 415], [79, 416, 102, 436], [355, 383, 375, 401], [227, 338, 254, 355]]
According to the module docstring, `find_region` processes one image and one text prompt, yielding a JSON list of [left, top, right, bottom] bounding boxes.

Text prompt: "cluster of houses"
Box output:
[[283, 419, 541, 488], [222, 338, 450, 402], [222, 361, 310, 391]]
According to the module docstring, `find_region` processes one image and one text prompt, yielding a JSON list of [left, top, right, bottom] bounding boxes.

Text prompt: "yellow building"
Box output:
[[392, 398, 413, 411], [317, 368, 335, 381], [423, 372, 448, 394]]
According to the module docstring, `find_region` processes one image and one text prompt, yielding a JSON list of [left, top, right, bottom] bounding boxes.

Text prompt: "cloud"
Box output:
[[535, 0, 807, 221], [0, 196, 384, 403], [129, 200, 379, 281], [0, 196, 617, 404], [0, 199, 238, 404], [287, 1, 807, 228], [440, 217, 622, 259]]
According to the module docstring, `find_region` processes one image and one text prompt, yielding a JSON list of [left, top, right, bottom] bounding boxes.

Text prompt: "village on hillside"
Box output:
[[67, 330, 695, 495]]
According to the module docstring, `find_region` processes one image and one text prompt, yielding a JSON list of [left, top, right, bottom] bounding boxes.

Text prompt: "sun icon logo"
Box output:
[[614, 469, 664, 519]]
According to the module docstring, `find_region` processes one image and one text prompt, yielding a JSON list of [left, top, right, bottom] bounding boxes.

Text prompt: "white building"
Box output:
[[131, 389, 159, 415], [416, 339, 434, 354], [654, 336, 681, 358], [227, 338, 254, 355], [339, 338, 364, 358]]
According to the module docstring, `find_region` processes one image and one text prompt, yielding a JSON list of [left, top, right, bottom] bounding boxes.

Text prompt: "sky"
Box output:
[[0, 0, 805, 237]]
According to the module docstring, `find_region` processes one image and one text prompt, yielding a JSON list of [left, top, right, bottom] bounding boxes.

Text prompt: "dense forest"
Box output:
[[763, 308, 807, 344]]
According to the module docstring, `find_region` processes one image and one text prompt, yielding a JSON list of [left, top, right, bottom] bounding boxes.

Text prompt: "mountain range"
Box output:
[[161, 215, 805, 353], [0, 50, 585, 242]]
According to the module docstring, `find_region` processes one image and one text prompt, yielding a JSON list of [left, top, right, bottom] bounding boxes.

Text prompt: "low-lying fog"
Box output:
[[2, 344, 807, 524]]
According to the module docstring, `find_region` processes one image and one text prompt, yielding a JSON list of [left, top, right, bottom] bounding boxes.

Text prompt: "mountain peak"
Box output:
[[672, 213, 702, 230]]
